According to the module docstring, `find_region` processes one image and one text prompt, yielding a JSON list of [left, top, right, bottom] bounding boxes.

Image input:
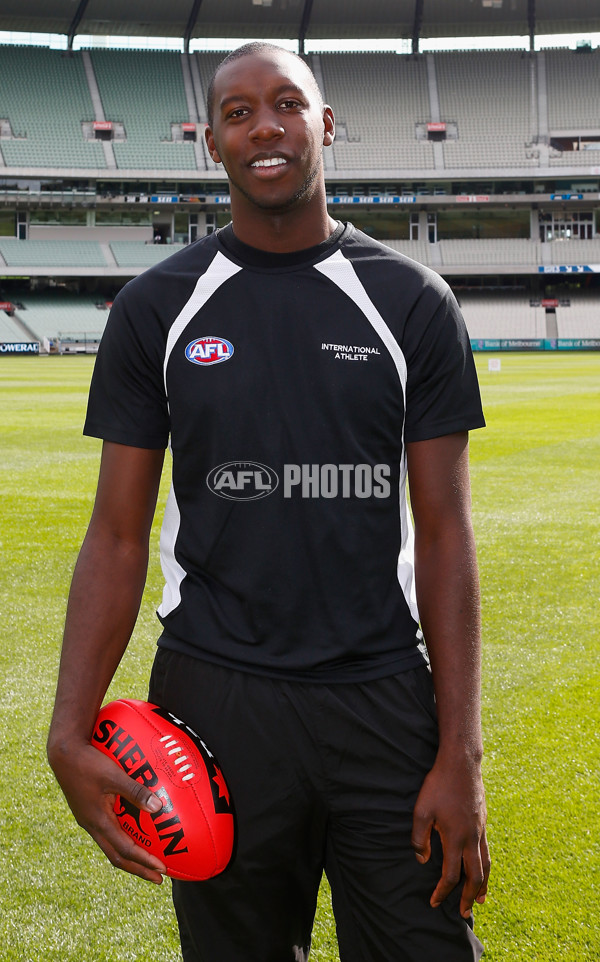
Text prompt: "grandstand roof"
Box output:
[[1, 0, 599, 45]]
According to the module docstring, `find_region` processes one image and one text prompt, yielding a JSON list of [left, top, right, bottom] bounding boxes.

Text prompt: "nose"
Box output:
[[249, 105, 284, 141]]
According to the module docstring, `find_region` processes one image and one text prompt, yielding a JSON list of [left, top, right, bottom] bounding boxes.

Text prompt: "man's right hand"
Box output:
[[48, 736, 166, 883]]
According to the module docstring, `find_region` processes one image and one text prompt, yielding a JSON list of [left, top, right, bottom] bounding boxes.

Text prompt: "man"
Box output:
[[48, 43, 490, 962]]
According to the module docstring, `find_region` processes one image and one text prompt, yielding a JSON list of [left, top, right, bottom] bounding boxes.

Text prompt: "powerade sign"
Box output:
[[0, 342, 39, 354]]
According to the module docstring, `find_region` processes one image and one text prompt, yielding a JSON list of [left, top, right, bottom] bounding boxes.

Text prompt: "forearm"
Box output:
[[407, 433, 489, 913], [46, 442, 167, 883], [415, 517, 483, 762], [48, 522, 150, 756]]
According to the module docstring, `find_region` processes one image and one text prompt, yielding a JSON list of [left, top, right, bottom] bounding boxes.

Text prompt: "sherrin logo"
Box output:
[[185, 336, 234, 365], [207, 462, 279, 501]]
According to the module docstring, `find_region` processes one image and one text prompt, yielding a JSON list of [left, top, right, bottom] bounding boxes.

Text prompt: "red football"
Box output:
[[91, 699, 235, 881]]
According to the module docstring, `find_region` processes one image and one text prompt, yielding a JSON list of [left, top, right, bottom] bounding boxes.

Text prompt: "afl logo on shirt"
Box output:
[[207, 462, 279, 501], [185, 336, 234, 366]]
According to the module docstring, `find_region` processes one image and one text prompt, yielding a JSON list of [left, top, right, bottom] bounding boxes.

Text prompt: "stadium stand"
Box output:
[[539, 239, 600, 263], [89, 49, 197, 170], [12, 292, 107, 342], [0, 17, 599, 350], [110, 242, 186, 268], [0, 45, 599, 179], [382, 239, 434, 267], [0, 46, 106, 169], [384, 238, 541, 271], [458, 295, 547, 339], [439, 239, 540, 268], [0, 309, 36, 342], [435, 51, 539, 169], [194, 52, 227, 170], [319, 53, 435, 170], [546, 49, 600, 130], [556, 297, 600, 337], [0, 240, 106, 268]]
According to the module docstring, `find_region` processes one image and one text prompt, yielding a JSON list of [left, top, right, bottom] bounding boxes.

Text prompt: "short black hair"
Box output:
[[206, 42, 323, 127]]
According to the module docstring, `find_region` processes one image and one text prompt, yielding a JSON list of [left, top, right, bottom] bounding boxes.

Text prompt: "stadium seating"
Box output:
[[90, 49, 197, 170], [385, 239, 540, 270], [319, 54, 435, 170], [435, 51, 538, 169], [110, 242, 186, 268], [0, 239, 106, 268], [12, 292, 107, 341], [540, 239, 600, 264], [0, 310, 36, 342], [0, 44, 599, 346], [458, 294, 547, 339], [0, 46, 106, 169], [1, 45, 600, 177], [194, 52, 225, 170], [439, 238, 540, 268], [381, 239, 435, 268], [556, 298, 600, 337], [546, 49, 600, 131]]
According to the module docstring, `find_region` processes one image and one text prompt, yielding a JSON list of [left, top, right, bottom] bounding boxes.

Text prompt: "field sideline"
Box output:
[[0, 353, 598, 961]]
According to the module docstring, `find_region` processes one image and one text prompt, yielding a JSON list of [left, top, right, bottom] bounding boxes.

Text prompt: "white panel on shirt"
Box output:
[[315, 250, 420, 625], [159, 251, 242, 617]]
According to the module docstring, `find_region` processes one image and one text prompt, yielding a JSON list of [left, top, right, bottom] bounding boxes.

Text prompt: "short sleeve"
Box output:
[[83, 284, 170, 449], [403, 285, 485, 443]]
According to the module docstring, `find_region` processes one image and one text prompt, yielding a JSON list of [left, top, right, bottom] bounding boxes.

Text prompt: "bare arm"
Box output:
[[407, 432, 490, 918], [47, 440, 167, 883]]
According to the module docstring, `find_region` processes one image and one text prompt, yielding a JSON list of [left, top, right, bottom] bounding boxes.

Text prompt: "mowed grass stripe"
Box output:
[[470, 353, 599, 961], [0, 354, 598, 961]]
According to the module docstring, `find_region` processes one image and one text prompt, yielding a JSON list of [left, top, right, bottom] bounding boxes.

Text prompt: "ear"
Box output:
[[205, 125, 222, 164], [322, 105, 335, 147]]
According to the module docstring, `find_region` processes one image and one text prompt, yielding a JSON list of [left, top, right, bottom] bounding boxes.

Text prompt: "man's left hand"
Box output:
[[411, 753, 490, 919]]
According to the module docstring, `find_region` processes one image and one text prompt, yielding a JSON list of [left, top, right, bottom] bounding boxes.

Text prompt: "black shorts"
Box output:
[[148, 650, 483, 962]]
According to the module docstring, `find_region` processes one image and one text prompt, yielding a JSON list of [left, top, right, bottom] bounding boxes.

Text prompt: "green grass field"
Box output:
[[0, 353, 598, 961]]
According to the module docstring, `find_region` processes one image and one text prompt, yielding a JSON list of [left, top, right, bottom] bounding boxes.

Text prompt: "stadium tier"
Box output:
[[3, 289, 598, 347], [2, 292, 108, 349], [319, 53, 435, 171], [0, 47, 105, 169], [0, 239, 184, 271], [459, 294, 548, 340], [546, 49, 600, 149], [14, 292, 105, 337], [435, 51, 538, 170], [1, 43, 599, 351], [1, 46, 600, 176], [109, 241, 186, 268], [0, 239, 106, 268], [2, 235, 600, 276], [0, 309, 36, 342], [89, 50, 197, 171]]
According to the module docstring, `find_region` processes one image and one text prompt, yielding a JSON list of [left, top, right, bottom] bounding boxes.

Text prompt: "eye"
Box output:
[[279, 99, 301, 110], [226, 106, 249, 119]]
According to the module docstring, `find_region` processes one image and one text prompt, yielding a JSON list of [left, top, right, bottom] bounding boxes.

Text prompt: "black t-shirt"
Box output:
[[85, 222, 485, 682]]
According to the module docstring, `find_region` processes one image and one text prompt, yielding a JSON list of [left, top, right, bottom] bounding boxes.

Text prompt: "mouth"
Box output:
[[249, 156, 289, 171]]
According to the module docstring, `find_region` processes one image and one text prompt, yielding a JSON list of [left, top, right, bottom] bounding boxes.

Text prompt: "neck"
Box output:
[[229, 185, 337, 254]]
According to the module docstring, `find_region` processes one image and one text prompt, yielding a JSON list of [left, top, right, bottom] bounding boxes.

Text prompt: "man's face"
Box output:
[[206, 50, 334, 214]]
